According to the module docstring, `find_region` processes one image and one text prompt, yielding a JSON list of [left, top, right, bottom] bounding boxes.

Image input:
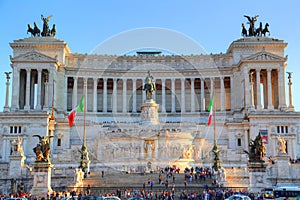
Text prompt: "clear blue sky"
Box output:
[[0, 0, 299, 111]]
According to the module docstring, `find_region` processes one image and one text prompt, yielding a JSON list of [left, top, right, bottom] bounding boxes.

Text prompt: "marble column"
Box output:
[[123, 79, 127, 113], [103, 78, 107, 113], [171, 78, 175, 113], [277, 68, 286, 110], [64, 76, 68, 111], [256, 69, 262, 110], [267, 69, 274, 110], [210, 78, 214, 97], [48, 71, 54, 110], [72, 77, 78, 108], [24, 68, 31, 110], [113, 78, 117, 113], [230, 76, 234, 111], [3, 72, 12, 112], [142, 79, 146, 102], [220, 77, 225, 111], [280, 68, 287, 110], [244, 68, 250, 109], [43, 81, 49, 111], [83, 78, 88, 111], [11, 68, 20, 111], [201, 78, 205, 111], [93, 78, 98, 112], [191, 78, 195, 112], [36, 69, 42, 110], [250, 72, 255, 109], [161, 79, 166, 113], [132, 78, 137, 113], [181, 78, 185, 113]]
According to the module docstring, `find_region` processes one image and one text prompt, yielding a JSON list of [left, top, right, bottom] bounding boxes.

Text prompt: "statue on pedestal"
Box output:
[[276, 136, 287, 154], [32, 135, 53, 163], [41, 15, 52, 37], [244, 133, 266, 162], [244, 15, 259, 36], [143, 71, 156, 100], [10, 137, 24, 156]]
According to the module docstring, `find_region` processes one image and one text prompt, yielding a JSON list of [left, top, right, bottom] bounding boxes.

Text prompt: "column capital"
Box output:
[[267, 68, 272, 72], [181, 78, 185, 81], [220, 76, 224, 80], [93, 77, 98, 81], [256, 68, 261, 72], [37, 68, 42, 72]]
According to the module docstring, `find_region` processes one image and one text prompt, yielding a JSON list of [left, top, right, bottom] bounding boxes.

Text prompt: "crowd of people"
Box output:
[[0, 166, 263, 200]]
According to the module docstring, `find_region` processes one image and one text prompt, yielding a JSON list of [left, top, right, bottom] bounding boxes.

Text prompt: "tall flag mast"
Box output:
[[79, 78, 90, 178], [209, 82, 221, 173]]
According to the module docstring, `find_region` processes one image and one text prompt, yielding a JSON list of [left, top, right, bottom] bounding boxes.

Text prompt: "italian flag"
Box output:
[[207, 96, 213, 126], [68, 96, 84, 127]]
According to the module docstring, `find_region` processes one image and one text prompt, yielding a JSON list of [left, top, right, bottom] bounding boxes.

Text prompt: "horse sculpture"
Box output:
[[143, 71, 156, 100], [51, 24, 56, 37], [255, 22, 263, 36], [241, 23, 247, 37], [33, 22, 40, 37], [27, 23, 40, 37], [27, 24, 35, 36], [262, 23, 270, 36]]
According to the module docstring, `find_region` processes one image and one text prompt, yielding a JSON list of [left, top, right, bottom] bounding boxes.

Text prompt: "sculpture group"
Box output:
[[143, 71, 156, 100], [27, 15, 56, 37], [242, 15, 270, 37], [32, 135, 53, 163], [244, 133, 266, 162]]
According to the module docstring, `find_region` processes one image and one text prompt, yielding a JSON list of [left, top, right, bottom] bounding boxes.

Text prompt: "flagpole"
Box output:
[[212, 80, 220, 173], [83, 79, 86, 149], [80, 78, 90, 178]]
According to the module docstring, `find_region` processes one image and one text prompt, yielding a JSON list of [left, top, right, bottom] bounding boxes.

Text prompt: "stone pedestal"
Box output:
[[275, 154, 291, 185], [9, 155, 25, 177], [247, 162, 268, 193], [140, 99, 159, 126], [30, 162, 53, 198]]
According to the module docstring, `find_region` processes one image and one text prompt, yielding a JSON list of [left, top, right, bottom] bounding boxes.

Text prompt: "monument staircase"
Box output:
[[71, 171, 247, 197]]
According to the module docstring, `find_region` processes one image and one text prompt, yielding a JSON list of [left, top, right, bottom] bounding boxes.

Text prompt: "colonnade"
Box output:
[[67, 76, 231, 113], [248, 68, 287, 111], [10, 68, 51, 111]]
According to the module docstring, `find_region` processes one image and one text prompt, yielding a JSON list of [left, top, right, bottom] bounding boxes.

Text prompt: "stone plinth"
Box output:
[[30, 162, 53, 198], [247, 162, 268, 193], [275, 154, 291, 185], [140, 99, 159, 126], [9, 155, 25, 177]]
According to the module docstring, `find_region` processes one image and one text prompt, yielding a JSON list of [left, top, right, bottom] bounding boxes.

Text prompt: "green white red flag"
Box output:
[[68, 96, 84, 127], [207, 96, 213, 126]]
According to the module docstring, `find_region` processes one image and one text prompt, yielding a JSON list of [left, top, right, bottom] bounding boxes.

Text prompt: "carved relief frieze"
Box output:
[[11, 51, 57, 63]]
